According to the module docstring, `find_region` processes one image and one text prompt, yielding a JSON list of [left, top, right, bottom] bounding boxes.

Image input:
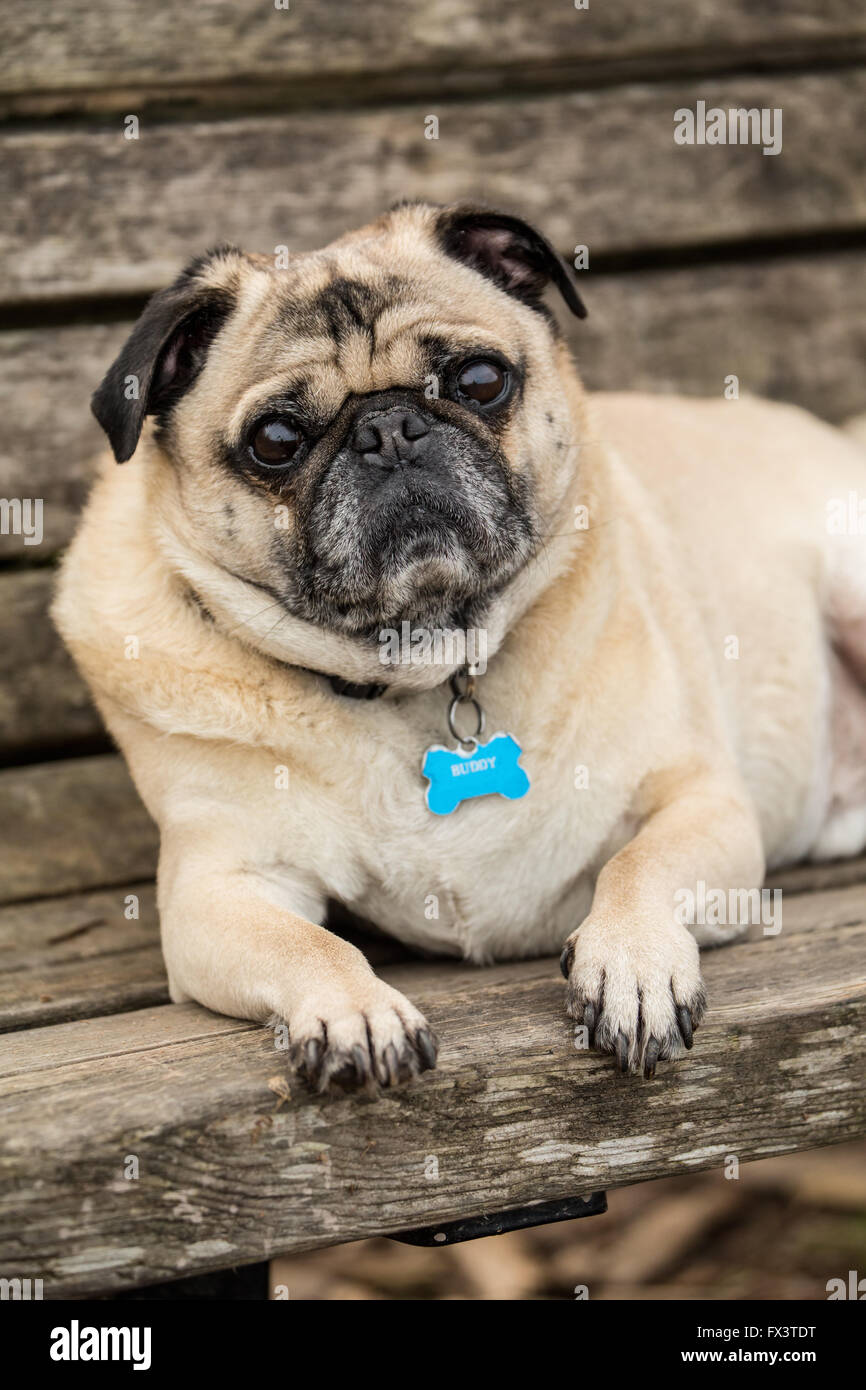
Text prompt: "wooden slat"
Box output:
[[577, 249, 866, 428], [2, 72, 865, 305], [0, 322, 116, 557], [0, 568, 106, 758], [0, 880, 157, 967], [0, 945, 167, 1032], [0, 757, 158, 903], [760, 881, 866, 934], [0, 882, 164, 1030], [766, 855, 866, 895], [2, 2, 864, 114], [0, 919, 863, 1296], [2, 249, 865, 566]]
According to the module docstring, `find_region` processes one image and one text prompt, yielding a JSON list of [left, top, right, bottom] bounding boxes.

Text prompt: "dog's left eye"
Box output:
[[454, 359, 508, 407], [249, 417, 304, 467]]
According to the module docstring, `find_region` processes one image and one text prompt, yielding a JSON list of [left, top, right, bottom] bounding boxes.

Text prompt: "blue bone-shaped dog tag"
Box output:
[[422, 732, 530, 816]]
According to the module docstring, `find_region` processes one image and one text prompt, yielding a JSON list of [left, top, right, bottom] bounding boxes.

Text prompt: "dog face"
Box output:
[[93, 203, 588, 678]]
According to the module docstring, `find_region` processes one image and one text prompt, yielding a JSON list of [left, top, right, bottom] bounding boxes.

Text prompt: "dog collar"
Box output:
[[326, 673, 388, 700]]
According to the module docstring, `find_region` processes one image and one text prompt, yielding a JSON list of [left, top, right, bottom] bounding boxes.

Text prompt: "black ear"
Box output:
[[92, 246, 242, 462], [438, 206, 587, 320]]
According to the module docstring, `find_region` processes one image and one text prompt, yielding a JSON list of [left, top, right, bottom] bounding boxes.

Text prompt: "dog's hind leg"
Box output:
[[812, 533, 866, 860]]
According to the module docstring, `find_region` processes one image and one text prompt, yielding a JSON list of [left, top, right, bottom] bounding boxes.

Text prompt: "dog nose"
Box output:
[[352, 408, 430, 468]]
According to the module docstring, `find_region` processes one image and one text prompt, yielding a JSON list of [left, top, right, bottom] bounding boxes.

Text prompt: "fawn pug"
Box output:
[[54, 201, 866, 1088]]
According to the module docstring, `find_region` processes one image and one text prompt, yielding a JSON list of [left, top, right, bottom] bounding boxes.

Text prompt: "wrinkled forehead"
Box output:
[[205, 236, 532, 434]]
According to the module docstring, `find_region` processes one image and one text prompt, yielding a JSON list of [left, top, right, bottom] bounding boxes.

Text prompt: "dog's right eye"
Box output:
[[249, 417, 304, 467]]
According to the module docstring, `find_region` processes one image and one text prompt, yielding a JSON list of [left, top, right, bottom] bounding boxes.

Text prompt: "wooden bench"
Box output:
[[1, 826, 865, 1295], [1, 0, 865, 1297]]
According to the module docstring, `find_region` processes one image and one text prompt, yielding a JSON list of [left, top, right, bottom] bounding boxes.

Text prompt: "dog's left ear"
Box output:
[[437, 206, 587, 320], [92, 245, 246, 462]]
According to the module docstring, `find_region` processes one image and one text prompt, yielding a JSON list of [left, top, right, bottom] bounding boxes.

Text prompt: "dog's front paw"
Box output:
[[559, 915, 706, 1078], [277, 978, 438, 1094]]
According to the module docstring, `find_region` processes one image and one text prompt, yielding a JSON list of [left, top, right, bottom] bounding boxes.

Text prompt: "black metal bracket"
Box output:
[[389, 1191, 607, 1246]]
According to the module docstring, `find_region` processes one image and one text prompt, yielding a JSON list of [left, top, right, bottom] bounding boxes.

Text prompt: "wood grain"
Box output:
[[0, 757, 158, 903], [0, 919, 863, 1296], [2, 71, 865, 304], [2, 1, 864, 113], [0, 567, 107, 758], [577, 249, 866, 427], [0, 882, 163, 1030], [0, 322, 116, 557], [0, 880, 157, 968], [766, 855, 866, 895], [2, 250, 864, 566], [0, 945, 167, 1032]]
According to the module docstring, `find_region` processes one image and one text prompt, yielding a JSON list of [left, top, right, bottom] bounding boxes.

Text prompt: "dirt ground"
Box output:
[[270, 1140, 866, 1300]]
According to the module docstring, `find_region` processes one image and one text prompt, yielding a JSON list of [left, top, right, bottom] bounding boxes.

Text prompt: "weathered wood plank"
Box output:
[[579, 249, 866, 428], [0, 1002, 253, 1078], [2, 1, 864, 114], [761, 881, 866, 936], [766, 855, 866, 895], [0, 322, 115, 557], [2, 72, 865, 304], [0, 568, 106, 758], [2, 250, 865, 565], [0, 882, 163, 1030], [0, 757, 158, 903], [0, 920, 863, 1296], [0, 945, 167, 1032], [0, 880, 157, 968]]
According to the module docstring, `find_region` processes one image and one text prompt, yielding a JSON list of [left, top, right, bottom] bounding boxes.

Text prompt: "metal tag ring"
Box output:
[[448, 695, 485, 743], [450, 667, 478, 701]]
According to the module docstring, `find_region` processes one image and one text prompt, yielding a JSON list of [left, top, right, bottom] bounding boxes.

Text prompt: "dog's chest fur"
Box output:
[[346, 744, 596, 963], [252, 678, 637, 963]]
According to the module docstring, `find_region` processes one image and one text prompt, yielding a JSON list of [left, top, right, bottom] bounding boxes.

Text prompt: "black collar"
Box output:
[[326, 673, 388, 700]]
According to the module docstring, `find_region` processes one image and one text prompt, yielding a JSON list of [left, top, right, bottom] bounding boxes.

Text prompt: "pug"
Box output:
[[53, 201, 866, 1089]]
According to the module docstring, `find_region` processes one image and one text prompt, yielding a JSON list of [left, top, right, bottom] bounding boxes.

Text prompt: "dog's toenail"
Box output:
[[559, 943, 573, 979], [677, 1006, 694, 1049]]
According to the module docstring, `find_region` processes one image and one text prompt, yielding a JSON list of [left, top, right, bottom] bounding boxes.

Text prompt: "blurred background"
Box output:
[[269, 1142, 866, 1300], [0, 1, 864, 1300]]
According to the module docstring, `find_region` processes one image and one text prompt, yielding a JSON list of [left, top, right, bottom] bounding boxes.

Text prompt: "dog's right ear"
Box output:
[[92, 245, 245, 462]]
